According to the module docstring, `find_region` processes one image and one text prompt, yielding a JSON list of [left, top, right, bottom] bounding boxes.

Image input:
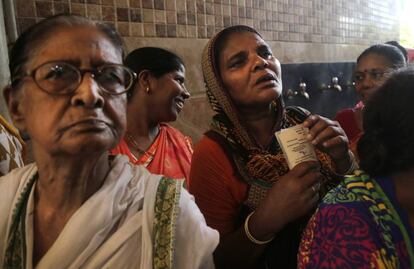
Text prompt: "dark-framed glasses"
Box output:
[[353, 69, 389, 84], [12, 61, 137, 95]]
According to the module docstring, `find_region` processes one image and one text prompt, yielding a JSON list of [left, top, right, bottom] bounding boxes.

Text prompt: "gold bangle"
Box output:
[[244, 211, 274, 245]]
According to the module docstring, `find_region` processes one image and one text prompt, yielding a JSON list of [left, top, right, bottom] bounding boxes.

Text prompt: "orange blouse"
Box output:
[[189, 134, 248, 234]]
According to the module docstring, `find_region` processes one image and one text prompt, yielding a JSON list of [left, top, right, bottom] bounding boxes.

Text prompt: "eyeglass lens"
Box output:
[[34, 62, 133, 94]]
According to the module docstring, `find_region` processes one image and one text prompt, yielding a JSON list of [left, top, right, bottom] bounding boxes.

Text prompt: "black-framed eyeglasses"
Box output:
[[353, 69, 389, 84], [12, 61, 137, 95]]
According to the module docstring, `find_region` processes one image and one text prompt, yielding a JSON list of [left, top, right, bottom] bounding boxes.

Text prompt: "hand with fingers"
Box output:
[[247, 161, 322, 241], [303, 114, 354, 175]]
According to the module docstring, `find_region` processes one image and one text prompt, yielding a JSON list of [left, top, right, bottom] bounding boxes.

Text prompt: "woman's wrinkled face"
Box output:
[[14, 26, 127, 156], [354, 53, 392, 104], [217, 31, 282, 111], [148, 66, 190, 122]]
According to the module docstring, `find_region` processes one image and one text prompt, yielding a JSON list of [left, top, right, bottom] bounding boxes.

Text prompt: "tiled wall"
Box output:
[[10, 0, 401, 141], [14, 0, 399, 45]]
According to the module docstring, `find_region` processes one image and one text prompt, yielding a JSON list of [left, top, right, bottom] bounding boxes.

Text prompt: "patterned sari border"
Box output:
[[153, 177, 182, 269], [3, 173, 37, 269]]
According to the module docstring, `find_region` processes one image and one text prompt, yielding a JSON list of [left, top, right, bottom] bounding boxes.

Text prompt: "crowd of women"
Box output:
[[0, 14, 412, 269]]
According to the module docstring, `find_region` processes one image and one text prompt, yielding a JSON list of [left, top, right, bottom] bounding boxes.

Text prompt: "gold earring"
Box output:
[[146, 86, 150, 93]]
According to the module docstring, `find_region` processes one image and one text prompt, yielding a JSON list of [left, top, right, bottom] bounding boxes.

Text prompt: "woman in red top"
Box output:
[[189, 25, 357, 269], [110, 47, 192, 182], [335, 44, 406, 154]]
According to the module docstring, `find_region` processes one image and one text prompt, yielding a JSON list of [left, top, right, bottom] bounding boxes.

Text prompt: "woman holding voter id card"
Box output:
[[189, 25, 358, 269]]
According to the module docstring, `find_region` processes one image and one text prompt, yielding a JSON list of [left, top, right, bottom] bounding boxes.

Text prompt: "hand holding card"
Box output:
[[275, 124, 318, 169]]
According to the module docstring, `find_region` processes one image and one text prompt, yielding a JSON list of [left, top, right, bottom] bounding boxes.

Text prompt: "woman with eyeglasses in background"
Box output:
[[334, 44, 406, 155], [0, 14, 218, 269]]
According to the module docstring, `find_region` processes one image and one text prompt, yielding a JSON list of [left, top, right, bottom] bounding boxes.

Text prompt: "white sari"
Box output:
[[0, 155, 219, 269]]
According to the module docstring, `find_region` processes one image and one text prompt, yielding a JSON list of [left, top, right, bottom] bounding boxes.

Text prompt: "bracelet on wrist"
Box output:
[[334, 150, 359, 176], [244, 211, 274, 245]]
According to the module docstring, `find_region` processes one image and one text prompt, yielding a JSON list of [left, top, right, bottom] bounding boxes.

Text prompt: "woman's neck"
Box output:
[[127, 120, 159, 140], [125, 119, 160, 155], [32, 149, 111, 266], [34, 150, 110, 210], [126, 99, 160, 143], [240, 105, 277, 148]]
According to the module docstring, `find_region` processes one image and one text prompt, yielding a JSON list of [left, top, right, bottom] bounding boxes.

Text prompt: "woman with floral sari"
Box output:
[[299, 68, 414, 268], [189, 25, 357, 268]]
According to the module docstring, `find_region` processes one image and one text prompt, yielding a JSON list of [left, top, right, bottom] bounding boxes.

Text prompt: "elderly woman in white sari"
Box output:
[[0, 14, 218, 269]]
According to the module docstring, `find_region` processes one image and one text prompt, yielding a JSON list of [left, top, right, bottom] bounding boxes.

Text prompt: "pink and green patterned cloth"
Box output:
[[298, 171, 414, 269]]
